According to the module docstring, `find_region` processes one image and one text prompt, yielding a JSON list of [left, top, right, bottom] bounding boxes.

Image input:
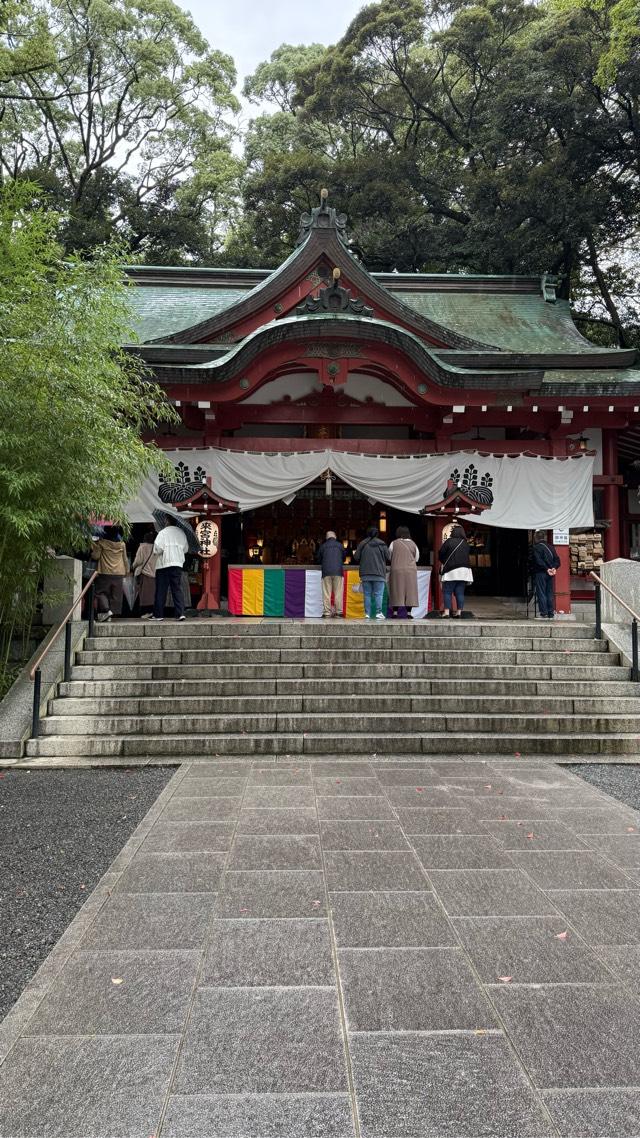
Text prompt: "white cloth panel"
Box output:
[[127, 449, 594, 531], [411, 569, 431, 619], [304, 570, 324, 618]]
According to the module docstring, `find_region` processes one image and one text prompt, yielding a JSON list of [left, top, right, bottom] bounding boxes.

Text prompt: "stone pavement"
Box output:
[[2, 758, 640, 1137]]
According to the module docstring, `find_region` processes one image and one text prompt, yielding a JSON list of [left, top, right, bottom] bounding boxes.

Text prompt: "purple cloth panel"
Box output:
[[284, 569, 307, 617]]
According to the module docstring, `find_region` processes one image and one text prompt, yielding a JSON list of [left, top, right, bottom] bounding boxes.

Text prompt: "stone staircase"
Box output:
[[23, 619, 640, 762]]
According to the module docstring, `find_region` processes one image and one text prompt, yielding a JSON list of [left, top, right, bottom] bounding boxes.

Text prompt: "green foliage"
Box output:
[[0, 0, 241, 260], [0, 181, 176, 685], [243, 43, 327, 113]]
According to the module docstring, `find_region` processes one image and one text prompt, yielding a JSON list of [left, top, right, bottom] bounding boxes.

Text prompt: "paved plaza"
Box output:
[[1, 757, 640, 1136]]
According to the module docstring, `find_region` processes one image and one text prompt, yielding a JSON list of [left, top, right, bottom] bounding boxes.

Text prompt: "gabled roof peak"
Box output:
[[298, 188, 348, 246]]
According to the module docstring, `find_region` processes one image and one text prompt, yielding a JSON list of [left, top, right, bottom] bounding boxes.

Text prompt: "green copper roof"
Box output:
[[395, 293, 603, 354], [126, 279, 607, 356], [542, 368, 640, 392], [126, 285, 248, 342]]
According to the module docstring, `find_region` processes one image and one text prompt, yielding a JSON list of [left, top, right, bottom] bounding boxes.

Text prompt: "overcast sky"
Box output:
[[176, 0, 366, 99]]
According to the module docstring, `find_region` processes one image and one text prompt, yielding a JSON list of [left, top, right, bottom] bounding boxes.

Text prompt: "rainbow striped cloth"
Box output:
[[228, 567, 431, 618], [228, 567, 323, 618]]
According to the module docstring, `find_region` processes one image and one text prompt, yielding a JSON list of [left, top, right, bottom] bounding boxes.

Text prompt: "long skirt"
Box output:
[[388, 567, 418, 608], [137, 574, 156, 609]]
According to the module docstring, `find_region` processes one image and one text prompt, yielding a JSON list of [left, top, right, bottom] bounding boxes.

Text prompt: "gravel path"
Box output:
[[0, 767, 172, 1021], [566, 763, 640, 811]]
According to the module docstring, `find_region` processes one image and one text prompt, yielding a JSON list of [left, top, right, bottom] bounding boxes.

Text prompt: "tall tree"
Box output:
[[0, 0, 242, 259]]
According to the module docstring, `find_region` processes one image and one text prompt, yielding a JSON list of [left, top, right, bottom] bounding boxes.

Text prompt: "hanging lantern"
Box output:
[[195, 519, 219, 558], [324, 469, 332, 496]]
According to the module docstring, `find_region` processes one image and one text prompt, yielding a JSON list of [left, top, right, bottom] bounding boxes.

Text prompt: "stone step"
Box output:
[[50, 694, 640, 717], [57, 676, 639, 699], [89, 620, 597, 639], [38, 711, 640, 736], [75, 646, 616, 667], [25, 730, 640, 757], [69, 662, 630, 681], [82, 633, 602, 653]]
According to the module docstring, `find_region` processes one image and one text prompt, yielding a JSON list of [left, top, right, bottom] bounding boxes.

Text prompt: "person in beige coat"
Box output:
[[132, 530, 157, 618], [91, 526, 129, 621], [388, 526, 419, 617]]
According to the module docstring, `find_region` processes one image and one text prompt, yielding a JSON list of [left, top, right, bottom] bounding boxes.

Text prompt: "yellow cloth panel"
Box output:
[[241, 569, 265, 616], [344, 568, 365, 620]]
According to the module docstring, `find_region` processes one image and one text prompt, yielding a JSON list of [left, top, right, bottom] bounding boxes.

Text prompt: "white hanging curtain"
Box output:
[[126, 447, 594, 530]]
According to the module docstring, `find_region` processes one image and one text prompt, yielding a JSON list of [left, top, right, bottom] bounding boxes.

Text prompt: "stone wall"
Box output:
[[600, 558, 640, 623]]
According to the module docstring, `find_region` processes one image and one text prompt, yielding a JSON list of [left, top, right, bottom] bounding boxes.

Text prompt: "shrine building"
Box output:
[[125, 191, 640, 615]]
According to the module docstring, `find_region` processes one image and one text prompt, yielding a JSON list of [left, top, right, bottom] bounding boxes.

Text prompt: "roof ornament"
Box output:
[[296, 266, 374, 318], [298, 188, 348, 245], [541, 273, 559, 303]]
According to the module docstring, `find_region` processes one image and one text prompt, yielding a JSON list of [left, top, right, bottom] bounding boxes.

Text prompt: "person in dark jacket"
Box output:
[[529, 530, 561, 619], [438, 524, 473, 617], [316, 530, 345, 617], [354, 526, 391, 620]]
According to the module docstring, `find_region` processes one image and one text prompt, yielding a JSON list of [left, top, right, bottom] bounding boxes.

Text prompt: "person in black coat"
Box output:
[[438, 524, 473, 617], [354, 526, 391, 620], [529, 530, 561, 619]]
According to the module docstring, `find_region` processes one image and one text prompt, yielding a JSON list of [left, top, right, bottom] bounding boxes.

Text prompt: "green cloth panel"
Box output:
[[264, 568, 285, 616], [366, 583, 389, 618]]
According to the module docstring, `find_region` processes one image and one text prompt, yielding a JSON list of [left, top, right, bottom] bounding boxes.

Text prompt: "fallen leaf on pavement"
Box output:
[[555, 931, 568, 940], [498, 976, 512, 983], [111, 977, 124, 985]]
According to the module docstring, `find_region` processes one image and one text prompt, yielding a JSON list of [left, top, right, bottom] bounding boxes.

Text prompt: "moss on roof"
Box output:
[[126, 285, 248, 342], [396, 292, 604, 354]]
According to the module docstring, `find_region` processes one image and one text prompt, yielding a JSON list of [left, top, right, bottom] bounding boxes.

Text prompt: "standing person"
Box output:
[[132, 530, 157, 619], [529, 530, 561, 619], [388, 525, 419, 618], [152, 521, 189, 622], [354, 526, 391, 620], [438, 523, 473, 618], [91, 526, 129, 623], [316, 530, 345, 617]]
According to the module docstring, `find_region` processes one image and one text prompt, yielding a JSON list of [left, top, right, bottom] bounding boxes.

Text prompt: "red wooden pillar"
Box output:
[[602, 430, 621, 561], [554, 544, 572, 615], [197, 515, 222, 612]]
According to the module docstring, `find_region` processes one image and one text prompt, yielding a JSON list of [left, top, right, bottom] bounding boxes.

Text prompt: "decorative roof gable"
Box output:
[[145, 191, 497, 352]]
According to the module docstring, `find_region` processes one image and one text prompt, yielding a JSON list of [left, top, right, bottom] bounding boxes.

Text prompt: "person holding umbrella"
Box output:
[[151, 511, 195, 621]]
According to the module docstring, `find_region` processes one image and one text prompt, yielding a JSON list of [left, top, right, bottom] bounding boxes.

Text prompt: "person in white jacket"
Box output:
[[152, 523, 189, 621]]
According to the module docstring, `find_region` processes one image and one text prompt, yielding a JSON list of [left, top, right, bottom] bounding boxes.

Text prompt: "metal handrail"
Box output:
[[30, 570, 99, 737], [590, 570, 640, 682]]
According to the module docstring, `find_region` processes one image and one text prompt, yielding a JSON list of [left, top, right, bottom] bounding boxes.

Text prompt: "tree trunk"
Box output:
[[585, 231, 629, 348]]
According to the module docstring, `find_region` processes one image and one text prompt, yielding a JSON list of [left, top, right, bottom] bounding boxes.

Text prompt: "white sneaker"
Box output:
[[375, 613, 386, 620], [140, 613, 152, 620], [151, 616, 163, 621], [176, 615, 186, 622], [364, 614, 371, 619], [97, 610, 112, 623]]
